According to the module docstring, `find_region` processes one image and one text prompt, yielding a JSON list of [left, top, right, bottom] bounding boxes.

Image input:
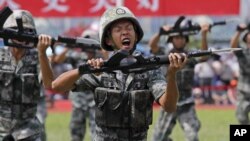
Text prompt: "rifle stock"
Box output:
[[0, 7, 12, 29]]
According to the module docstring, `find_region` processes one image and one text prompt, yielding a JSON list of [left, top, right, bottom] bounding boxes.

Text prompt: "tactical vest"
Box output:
[[175, 58, 196, 101], [235, 48, 250, 92], [176, 58, 196, 89], [0, 48, 40, 105], [94, 72, 154, 128], [236, 48, 250, 75]]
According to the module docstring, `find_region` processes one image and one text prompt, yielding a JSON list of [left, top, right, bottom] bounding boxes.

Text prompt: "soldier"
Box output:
[[40, 6, 187, 141], [67, 29, 100, 141], [0, 9, 52, 141], [230, 23, 250, 124], [150, 16, 210, 141]]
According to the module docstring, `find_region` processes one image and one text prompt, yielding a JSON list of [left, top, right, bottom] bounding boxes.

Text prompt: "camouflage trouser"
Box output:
[[2, 133, 42, 141], [235, 90, 250, 124], [152, 104, 200, 141], [0, 116, 43, 141], [70, 106, 96, 141], [36, 97, 47, 141], [93, 125, 148, 141]]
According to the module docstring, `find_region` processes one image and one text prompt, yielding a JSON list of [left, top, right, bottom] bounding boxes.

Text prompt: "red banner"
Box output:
[[0, 0, 240, 17]]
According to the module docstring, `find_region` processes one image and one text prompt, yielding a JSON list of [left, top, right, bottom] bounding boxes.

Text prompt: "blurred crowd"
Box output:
[[193, 50, 238, 105]]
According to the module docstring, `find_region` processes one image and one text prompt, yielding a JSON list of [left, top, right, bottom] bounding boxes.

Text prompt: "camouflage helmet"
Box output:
[[3, 10, 36, 31], [81, 29, 99, 40], [81, 21, 99, 41], [99, 6, 144, 51]]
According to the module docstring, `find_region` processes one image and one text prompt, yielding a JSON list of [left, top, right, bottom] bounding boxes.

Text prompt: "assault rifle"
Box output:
[[57, 36, 101, 52], [159, 16, 233, 36], [0, 7, 100, 53], [78, 48, 242, 74]]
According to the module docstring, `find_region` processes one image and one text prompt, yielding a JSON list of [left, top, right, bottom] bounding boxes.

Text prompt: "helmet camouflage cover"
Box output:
[[81, 29, 99, 41], [99, 6, 144, 51], [3, 10, 36, 31]]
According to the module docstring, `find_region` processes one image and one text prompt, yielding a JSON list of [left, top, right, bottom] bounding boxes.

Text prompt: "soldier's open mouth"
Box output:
[[122, 38, 131, 46]]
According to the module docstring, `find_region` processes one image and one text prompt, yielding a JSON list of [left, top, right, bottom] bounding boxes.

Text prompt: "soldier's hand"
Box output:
[[168, 53, 187, 74], [87, 58, 104, 76], [200, 23, 210, 34], [37, 34, 52, 53], [159, 25, 172, 35], [236, 23, 247, 32]]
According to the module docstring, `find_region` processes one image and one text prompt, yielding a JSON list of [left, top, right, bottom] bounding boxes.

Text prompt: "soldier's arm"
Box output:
[[200, 23, 210, 51], [52, 58, 103, 92], [52, 69, 81, 92], [159, 70, 179, 113], [52, 47, 69, 63], [158, 53, 187, 112], [37, 34, 54, 89], [230, 24, 246, 48], [199, 23, 210, 61], [149, 33, 161, 54], [149, 25, 172, 54]]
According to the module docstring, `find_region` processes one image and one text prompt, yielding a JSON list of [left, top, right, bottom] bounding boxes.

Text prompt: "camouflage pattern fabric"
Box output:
[[152, 104, 200, 141], [235, 90, 250, 124], [0, 48, 43, 141], [74, 67, 167, 141], [99, 6, 143, 51], [0, 117, 43, 141], [69, 91, 96, 141], [36, 95, 47, 141], [66, 50, 97, 141], [234, 47, 250, 124], [151, 47, 200, 141], [93, 125, 148, 141]]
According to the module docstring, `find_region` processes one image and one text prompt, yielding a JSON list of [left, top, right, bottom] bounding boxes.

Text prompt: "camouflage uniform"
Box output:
[[0, 9, 44, 141], [36, 87, 47, 141], [0, 48, 43, 141], [152, 47, 201, 141], [69, 91, 95, 141], [67, 50, 96, 141], [72, 6, 173, 141], [234, 46, 250, 124], [74, 68, 167, 141]]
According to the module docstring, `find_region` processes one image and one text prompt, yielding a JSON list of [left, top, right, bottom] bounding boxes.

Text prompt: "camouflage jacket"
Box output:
[[234, 46, 250, 93], [0, 47, 42, 140], [73, 67, 166, 139]]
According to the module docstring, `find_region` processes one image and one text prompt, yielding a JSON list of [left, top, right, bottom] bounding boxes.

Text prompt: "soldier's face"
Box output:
[[107, 20, 137, 51], [172, 35, 187, 49]]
